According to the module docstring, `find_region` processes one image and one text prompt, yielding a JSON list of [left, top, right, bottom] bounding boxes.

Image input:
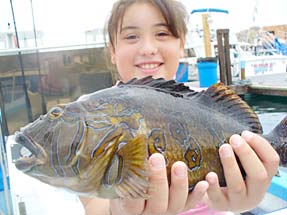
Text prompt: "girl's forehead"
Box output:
[[120, 2, 166, 26], [122, 3, 165, 23]]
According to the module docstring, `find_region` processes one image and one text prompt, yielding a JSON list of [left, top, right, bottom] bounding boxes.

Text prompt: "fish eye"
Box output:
[[49, 107, 63, 119]]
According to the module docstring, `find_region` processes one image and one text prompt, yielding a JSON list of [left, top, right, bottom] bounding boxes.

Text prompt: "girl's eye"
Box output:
[[124, 34, 139, 41], [157, 32, 169, 36], [156, 31, 171, 39]]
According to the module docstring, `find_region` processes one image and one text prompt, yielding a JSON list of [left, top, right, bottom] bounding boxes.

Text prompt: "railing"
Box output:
[[0, 42, 106, 56], [0, 109, 13, 215]]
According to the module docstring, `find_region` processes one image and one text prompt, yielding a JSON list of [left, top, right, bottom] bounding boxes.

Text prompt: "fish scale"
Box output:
[[13, 76, 287, 199]]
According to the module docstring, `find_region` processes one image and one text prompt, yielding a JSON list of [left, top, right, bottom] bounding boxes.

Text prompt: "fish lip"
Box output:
[[14, 132, 45, 172], [15, 131, 38, 155], [15, 155, 38, 173]]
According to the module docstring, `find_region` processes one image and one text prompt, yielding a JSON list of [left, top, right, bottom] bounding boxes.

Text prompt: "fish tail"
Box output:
[[264, 115, 287, 166]]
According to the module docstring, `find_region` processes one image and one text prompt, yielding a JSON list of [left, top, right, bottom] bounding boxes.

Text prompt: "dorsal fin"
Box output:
[[118, 76, 197, 97], [190, 83, 263, 134], [118, 77, 262, 134]]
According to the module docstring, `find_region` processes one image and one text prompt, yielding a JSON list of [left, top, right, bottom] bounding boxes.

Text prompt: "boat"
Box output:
[[179, 6, 287, 88], [234, 30, 287, 85]]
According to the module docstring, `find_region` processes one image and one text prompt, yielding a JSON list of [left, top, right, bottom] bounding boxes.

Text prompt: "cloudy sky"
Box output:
[[0, 0, 286, 46]]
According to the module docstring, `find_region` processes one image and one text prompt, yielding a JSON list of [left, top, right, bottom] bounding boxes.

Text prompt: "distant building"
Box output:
[[85, 28, 106, 45], [262, 25, 287, 41], [236, 25, 287, 44], [0, 23, 44, 50]]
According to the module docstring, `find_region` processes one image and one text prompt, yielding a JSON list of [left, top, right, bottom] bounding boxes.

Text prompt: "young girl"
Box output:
[[80, 0, 280, 214]]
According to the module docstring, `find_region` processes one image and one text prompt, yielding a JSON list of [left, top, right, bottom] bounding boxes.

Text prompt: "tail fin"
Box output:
[[264, 116, 287, 166]]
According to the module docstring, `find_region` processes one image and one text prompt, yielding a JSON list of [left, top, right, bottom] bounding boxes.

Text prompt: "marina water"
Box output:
[[244, 94, 287, 133], [244, 94, 287, 214]]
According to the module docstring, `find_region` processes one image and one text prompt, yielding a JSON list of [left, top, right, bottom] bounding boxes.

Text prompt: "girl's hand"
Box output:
[[111, 153, 209, 215], [203, 131, 280, 213]]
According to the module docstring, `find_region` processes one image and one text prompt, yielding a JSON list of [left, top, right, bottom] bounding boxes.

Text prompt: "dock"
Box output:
[[229, 84, 287, 97], [230, 73, 287, 97], [186, 73, 287, 97], [215, 28, 287, 97]]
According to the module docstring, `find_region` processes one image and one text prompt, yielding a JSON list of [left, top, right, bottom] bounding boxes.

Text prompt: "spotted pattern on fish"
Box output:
[[86, 120, 112, 130], [64, 121, 85, 164], [43, 131, 53, 149], [148, 128, 167, 154], [184, 137, 202, 172], [90, 125, 124, 162], [50, 125, 64, 176], [168, 121, 189, 146]]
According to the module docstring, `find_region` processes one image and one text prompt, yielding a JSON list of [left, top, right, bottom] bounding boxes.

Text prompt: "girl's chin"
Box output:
[[138, 73, 173, 80], [137, 70, 163, 78], [121, 70, 173, 81]]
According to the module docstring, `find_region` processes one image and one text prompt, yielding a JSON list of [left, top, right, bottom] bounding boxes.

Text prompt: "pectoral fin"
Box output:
[[112, 135, 149, 199]]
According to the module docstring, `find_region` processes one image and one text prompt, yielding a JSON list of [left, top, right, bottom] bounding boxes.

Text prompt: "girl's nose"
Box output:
[[139, 38, 158, 56]]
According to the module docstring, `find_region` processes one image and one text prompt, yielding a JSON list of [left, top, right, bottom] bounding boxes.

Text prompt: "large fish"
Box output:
[[13, 77, 287, 199]]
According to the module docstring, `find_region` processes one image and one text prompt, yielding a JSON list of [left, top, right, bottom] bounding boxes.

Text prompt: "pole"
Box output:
[[202, 14, 212, 57], [30, 0, 47, 114], [9, 0, 33, 122]]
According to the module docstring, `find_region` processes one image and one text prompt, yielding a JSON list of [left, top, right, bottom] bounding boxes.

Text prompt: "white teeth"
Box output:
[[140, 63, 159, 69]]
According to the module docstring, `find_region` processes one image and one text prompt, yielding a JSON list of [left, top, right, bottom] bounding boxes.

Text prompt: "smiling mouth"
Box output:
[[138, 63, 162, 69], [136, 63, 163, 74]]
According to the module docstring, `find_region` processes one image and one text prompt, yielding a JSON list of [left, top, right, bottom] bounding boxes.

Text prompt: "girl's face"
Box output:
[[110, 2, 185, 81]]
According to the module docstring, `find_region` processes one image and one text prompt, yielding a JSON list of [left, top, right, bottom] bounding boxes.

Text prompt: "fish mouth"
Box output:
[[14, 132, 46, 173]]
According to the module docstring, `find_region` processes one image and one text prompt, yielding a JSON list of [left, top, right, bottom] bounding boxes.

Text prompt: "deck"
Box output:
[[232, 73, 287, 97], [186, 73, 287, 97]]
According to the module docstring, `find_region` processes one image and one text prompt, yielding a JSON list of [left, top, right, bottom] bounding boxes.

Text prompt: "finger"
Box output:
[[241, 130, 280, 178], [219, 144, 246, 197], [232, 132, 274, 205], [184, 180, 208, 210], [80, 197, 110, 215], [204, 172, 228, 210], [230, 134, 268, 186], [144, 153, 169, 214], [167, 161, 188, 214], [115, 198, 145, 215]]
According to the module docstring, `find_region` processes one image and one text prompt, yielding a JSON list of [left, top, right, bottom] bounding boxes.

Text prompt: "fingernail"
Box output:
[[241, 130, 253, 141], [199, 181, 209, 194], [206, 172, 217, 185], [202, 181, 209, 192], [220, 145, 232, 157], [174, 165, 187, 178], [230, 134, 243, 148], [150, 154, 165, 169], [208, 177, 216, 185]]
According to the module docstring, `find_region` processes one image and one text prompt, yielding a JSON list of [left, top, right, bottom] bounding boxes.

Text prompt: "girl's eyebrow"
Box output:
[[120, 22, 169, 33], [120, 26, 139, 33], [154, 22, 169, 28]]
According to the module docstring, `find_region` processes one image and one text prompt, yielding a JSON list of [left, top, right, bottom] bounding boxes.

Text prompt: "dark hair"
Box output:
[[105, 0, 188, 51], [268, 30, 275, 35]]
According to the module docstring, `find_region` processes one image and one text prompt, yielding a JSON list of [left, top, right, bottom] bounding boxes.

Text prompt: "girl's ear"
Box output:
[[109, 44, 116, 64], [180, 48, 185, 58], [180, 38, 185, 58]]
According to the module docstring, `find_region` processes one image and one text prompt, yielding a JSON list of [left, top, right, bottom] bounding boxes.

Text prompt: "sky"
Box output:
[[182, 0, 287, 31], [0, 0, 286, 46]]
